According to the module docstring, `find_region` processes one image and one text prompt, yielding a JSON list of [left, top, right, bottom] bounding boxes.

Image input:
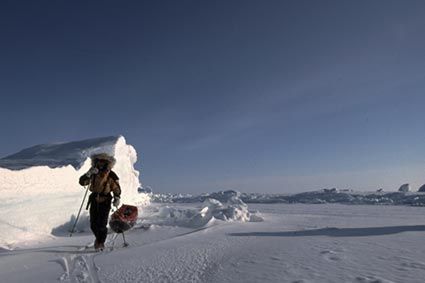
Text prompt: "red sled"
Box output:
[[109, 204, 138, 233]]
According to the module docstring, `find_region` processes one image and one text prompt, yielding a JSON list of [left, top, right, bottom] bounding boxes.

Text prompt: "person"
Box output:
[[79, 153, 121, 251]]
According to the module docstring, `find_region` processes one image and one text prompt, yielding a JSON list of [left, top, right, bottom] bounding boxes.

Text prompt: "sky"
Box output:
[[1, 0, 425, 194]]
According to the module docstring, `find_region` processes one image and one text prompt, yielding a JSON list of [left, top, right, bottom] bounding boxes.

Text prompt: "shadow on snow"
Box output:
[[229, 225, 425, 238]]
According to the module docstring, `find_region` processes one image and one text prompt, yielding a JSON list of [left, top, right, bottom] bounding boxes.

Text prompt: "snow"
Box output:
[[1, 203, 425, 282], [141, 194, 263, 229], [0, 136, 150, 248]]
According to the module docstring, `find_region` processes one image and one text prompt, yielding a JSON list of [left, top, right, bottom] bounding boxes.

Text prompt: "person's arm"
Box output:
[[79, 174, 91, 186], [79, 167, 98, 186], [110, 171, 121, 206], [111, 182, 121, 207], [109, 171, 121, 197], [111, 180, 121, 198]]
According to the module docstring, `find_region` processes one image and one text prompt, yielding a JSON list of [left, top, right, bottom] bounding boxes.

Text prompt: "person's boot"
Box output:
[[98, 242, 105, 251], [94, 239, 101, 251]]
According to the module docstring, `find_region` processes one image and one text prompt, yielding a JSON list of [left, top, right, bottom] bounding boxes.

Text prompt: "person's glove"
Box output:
[[85, 167, 99, 177], [113, 196, 121, 207]]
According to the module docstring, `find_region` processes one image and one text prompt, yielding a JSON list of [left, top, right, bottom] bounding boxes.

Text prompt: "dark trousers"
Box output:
[[89, 193, 112, 244]]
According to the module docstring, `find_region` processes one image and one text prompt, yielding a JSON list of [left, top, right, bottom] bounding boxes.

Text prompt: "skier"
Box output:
[[79, 153, 121, 251]]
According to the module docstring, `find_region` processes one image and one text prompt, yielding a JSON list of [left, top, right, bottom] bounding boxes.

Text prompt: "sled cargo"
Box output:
[[109, 204, 138, 233]]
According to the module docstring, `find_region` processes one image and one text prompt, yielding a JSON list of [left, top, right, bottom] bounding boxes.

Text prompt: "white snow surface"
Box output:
[[0, 136, 150, 248], [1, 203, 425, 282], [142, 195, 263, 229]]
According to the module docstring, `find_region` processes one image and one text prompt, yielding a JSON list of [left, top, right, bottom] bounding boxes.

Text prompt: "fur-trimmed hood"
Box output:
[[90, 153, 116, 170]]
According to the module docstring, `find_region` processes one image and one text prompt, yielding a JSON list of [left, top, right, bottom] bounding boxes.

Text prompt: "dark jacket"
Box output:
[[79, 170, 121, 197]]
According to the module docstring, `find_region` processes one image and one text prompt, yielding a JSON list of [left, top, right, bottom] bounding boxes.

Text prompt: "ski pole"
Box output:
[[70, 185, 89, 237], [122, 232, 129, 247]]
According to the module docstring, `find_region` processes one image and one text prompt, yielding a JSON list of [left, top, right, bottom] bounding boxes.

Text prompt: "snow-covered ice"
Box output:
[[141, 193, 263, 229], [1, 203, 425, 282]]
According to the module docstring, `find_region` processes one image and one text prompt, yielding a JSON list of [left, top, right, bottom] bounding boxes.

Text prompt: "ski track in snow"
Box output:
[[55, 254, 99, 283], [51, 226, 217, 283], [99, 226, 226, 283], [0, 224, 219, 283]]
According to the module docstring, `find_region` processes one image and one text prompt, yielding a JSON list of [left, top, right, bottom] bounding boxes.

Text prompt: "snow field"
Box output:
[[2, 203, 425, 282]]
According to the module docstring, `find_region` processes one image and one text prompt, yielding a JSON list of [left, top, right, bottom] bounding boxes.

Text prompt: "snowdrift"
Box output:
[[0, 136, 149, 248], [144, 190, 263, 228]]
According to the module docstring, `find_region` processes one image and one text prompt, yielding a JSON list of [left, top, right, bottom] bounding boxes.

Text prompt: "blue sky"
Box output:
[[1, 1, 425, 193]]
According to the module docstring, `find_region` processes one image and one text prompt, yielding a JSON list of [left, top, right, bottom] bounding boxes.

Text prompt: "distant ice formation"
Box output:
[[152, 188, 425, 207], [398, 183, 410, 192]]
